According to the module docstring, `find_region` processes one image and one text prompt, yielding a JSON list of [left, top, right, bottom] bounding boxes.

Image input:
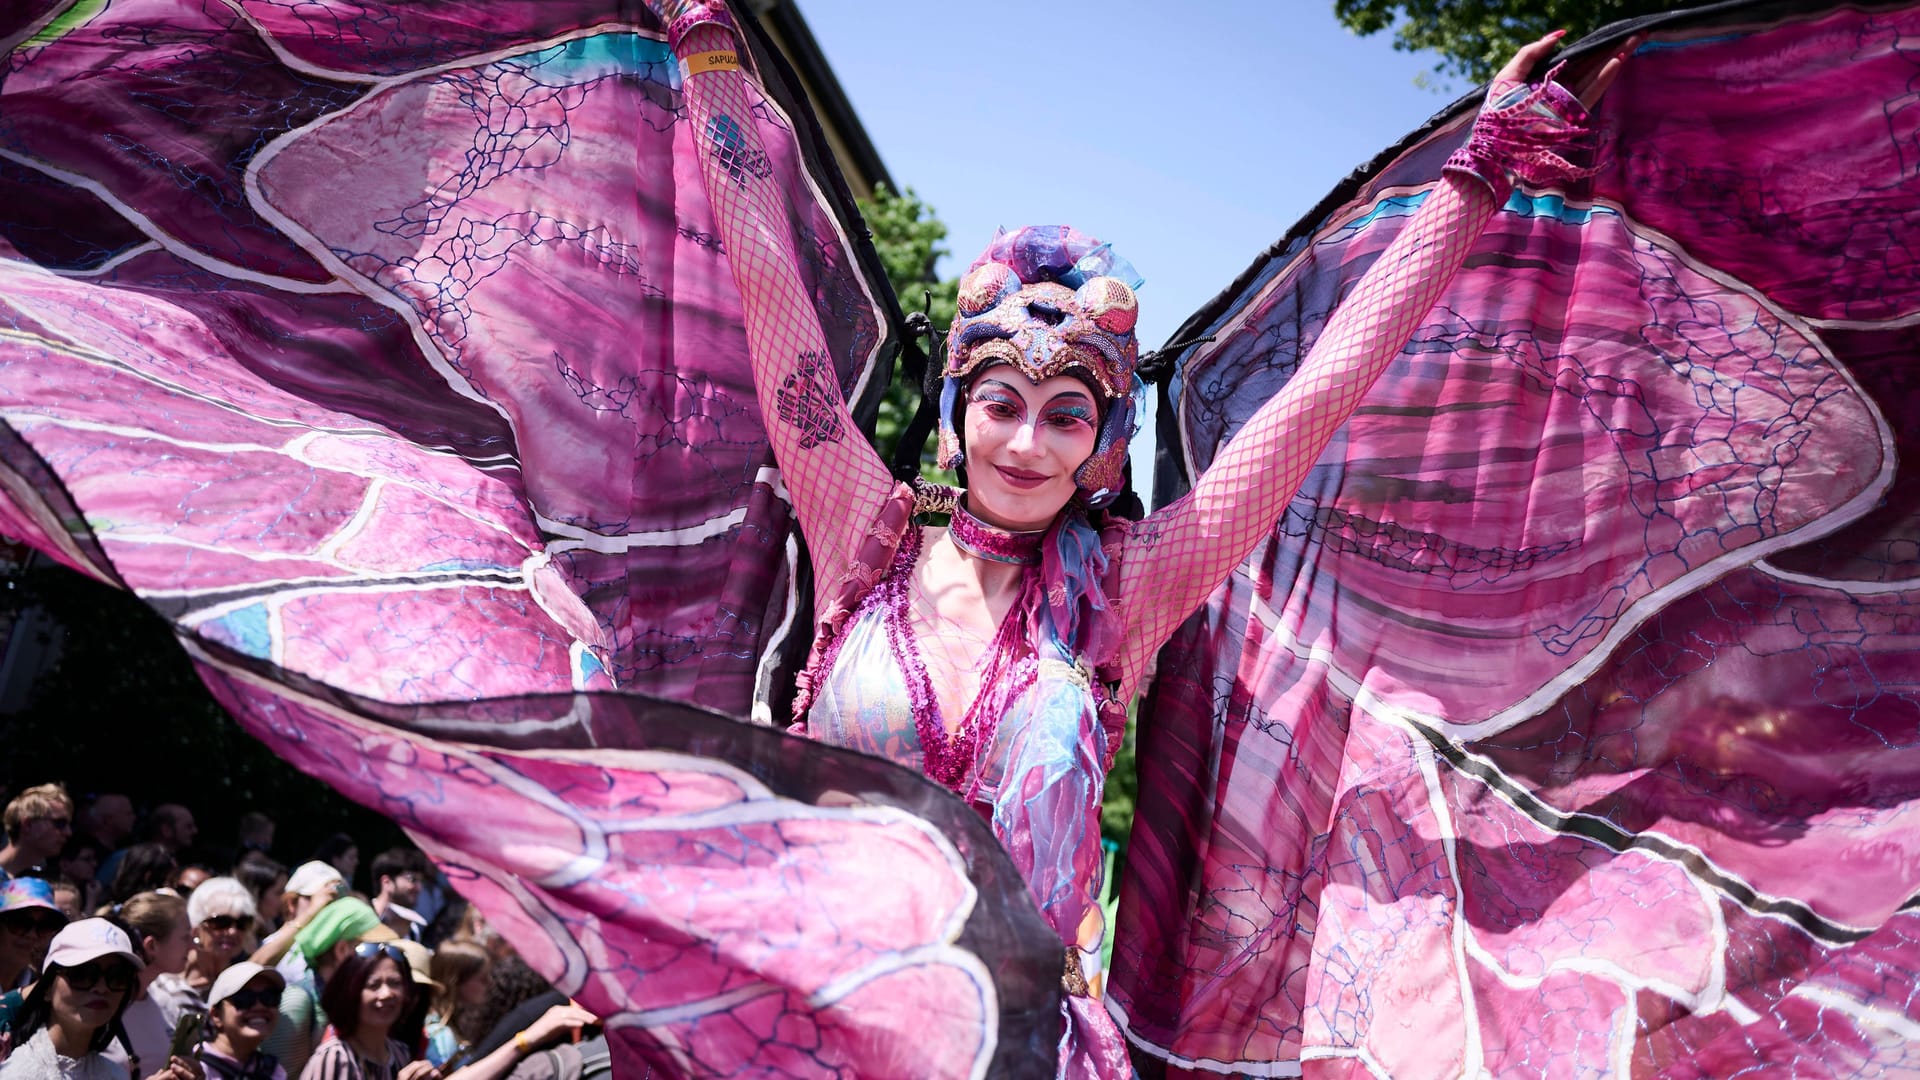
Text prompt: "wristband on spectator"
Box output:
[[513, 1030, 533, 1054]]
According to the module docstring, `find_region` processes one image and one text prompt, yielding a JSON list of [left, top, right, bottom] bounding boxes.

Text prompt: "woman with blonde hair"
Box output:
[[105, 891, 191, 1078]]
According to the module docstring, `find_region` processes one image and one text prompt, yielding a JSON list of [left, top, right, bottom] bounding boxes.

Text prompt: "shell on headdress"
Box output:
[[957, 262, 1020, 317], [1076, 277, 1138, 336], [944, 227, 1141, 401]]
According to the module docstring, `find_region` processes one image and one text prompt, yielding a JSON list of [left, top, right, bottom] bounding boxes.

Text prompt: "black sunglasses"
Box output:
[[1, 912, 65, 936], [203, 914, 254, 933], [62, 962, 135, 994], [221, 987, 281, 1011]]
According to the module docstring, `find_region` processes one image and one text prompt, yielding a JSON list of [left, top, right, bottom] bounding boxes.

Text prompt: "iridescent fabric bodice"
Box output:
[[803, 521, 1114, 1000], [803, 592, 928, 769]]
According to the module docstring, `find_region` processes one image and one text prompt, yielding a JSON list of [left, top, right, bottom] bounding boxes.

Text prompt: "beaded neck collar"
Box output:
[[948, 498, 1044, 566]]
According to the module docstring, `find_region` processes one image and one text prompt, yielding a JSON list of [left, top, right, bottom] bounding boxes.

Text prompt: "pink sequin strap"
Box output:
[[893, 552, 1042, 796], [1444, 64, 1600, 202]]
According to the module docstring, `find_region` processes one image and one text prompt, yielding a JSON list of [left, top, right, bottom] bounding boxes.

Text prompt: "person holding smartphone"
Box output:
[[197, 962, 286, 1080]]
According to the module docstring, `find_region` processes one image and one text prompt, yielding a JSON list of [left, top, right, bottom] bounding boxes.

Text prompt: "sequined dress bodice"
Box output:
[[805, 524, 1070, 804]]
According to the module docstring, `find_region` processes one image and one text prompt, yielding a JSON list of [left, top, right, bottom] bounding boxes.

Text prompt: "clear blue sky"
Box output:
[[799, 1, 1468, 349]]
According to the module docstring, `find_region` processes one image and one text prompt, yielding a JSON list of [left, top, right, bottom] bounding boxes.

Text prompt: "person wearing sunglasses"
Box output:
[[303, 945, 593, 1080], [302, 944, 434, 1080], [154, 878, 260, 1022], [0, 878, 68, 994], [262, 898, 399, 1079], [199, 962, 287, 1080], [0, 784, 74, 882], [0, 917, 194, 1080]]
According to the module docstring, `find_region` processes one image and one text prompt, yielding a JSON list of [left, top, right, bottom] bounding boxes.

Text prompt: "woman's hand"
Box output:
[[438, 1004, 596, 1080], [1496, 29, 1638, 110], [397, 1060, 442, 1080], [142, 1056, 199, 1080], [289, 882, 338, 927], [520, 1003, 598, 1048]]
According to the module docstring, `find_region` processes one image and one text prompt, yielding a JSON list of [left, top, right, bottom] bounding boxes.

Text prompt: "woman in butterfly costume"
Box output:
[[10, 0, 1920, 1072], [658, 6, 1631, 1073]]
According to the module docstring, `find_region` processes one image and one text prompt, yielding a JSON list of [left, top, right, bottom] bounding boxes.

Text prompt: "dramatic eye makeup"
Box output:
[[1041, 397, 1095, 428], [970, 380, 1025, 413]]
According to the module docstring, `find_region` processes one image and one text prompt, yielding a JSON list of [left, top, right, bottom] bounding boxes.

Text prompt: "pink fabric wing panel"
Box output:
[[185, 640, 1064, 1077], [1121, 4, 1920, 1077], [0, 0, 888, 715], [0, 2, 1076, 1075]]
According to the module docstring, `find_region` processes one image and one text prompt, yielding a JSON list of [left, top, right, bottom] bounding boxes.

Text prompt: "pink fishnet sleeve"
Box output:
[[664, 13, 895, 606], [1113, 174, 1500, 693]]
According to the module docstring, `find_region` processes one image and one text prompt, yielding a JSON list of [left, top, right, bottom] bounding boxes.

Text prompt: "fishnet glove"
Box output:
[[662, 9, 895, 608], [1114, 172, 1500, 694]]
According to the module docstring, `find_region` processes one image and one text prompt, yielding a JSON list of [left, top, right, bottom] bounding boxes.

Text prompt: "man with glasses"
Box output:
[[0, 784, 73, 881], [368, 849, 428, 943]]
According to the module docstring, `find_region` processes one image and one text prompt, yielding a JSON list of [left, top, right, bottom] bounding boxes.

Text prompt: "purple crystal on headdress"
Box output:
[[966, 226, 1143, 291]]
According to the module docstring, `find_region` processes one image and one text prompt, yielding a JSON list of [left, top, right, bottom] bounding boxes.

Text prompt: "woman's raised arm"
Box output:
[[664, 9, 897, 604], [1111, 34, 1627, 693]]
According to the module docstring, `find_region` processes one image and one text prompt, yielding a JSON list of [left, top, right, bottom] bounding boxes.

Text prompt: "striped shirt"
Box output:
[[295, 1037, 410, 1080]]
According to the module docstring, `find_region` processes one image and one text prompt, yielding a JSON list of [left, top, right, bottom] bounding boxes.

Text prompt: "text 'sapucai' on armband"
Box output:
[[682, 51, 740, 78]]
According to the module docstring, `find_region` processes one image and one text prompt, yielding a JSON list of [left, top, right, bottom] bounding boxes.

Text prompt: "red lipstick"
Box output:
[[994, 465, 1048, 490]]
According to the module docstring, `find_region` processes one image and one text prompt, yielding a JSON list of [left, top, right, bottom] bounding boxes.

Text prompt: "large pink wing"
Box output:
[[0, 0, 890, 715], [0, 2, 1074, 1074], [1120, 4, 1920, 1077], [184, 634, 1064, 1078]]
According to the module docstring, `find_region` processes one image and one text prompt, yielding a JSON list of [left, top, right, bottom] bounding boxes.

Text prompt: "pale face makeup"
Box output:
[[962, 367, 1099, 531]]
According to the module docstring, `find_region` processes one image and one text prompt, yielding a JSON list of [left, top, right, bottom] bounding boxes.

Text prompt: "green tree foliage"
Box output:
[[855, 183, 957, 470], [1335, 0, 1694, 82], [1101, 711, 1137, 851]]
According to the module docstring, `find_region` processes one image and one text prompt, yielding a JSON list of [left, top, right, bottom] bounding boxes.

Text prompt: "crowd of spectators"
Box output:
[[0, 784, 606, 1079]]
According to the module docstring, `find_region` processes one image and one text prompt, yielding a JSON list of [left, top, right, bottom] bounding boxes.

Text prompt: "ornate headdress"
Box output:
[[937, 226, 1145, 508]]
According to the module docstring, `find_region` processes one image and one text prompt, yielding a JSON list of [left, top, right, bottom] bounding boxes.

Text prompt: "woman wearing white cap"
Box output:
[[198, 961, 286, 1080], [0, 917, 194, 1080]]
